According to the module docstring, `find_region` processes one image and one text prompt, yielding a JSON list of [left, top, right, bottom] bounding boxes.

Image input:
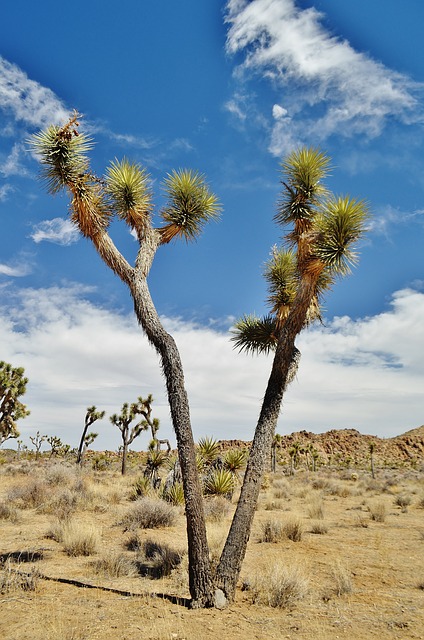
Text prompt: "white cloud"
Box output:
[[0, 56, 69, 128], [225, 0, 422, 152], [0, 142, 30, 177], [0, 259, 32, 277], [30, 218, 79, 246], [272, 104, 287, 120], [0, 283, 423, 451]]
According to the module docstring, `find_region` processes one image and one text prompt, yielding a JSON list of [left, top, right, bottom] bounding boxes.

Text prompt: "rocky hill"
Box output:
[[220, 425, 424, 469]]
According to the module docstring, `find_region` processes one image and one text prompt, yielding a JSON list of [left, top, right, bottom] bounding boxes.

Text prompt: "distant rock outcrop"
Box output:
[[218, 425, 424, 469]]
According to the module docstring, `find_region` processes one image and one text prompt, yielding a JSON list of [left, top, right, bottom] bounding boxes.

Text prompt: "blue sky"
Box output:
[[1, 0, 423, 451]]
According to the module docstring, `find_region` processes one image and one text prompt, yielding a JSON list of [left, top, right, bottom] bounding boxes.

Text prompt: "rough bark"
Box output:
[[215, 275, 317, 601]]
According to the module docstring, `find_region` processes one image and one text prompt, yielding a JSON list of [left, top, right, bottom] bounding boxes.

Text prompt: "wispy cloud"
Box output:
[[0, 257, 32, 277], [30, 218, 79, 246], [0, 56, 69, 128], [370, 205, 424, 237], [0, 142, 30, 177], [0, 283, 423, 448], [0, 183, 13, 201], [225, 0, 423, 154]]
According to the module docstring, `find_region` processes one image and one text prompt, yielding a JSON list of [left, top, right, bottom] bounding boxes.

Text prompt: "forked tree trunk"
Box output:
[[215, 276, 317, 601], [93, 226, 214, 606]]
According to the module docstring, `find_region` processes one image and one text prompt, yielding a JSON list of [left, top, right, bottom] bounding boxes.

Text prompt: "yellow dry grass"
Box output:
[[1, 459, 424, 639]]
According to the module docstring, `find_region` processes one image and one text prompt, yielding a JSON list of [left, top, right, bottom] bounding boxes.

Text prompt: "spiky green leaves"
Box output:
[[29, 114, 92, 194], [105, 158, 152, 230], [264, 248, 298, 320], [276, 147, 330, 226], [160, 169, 221, 243], [314, 196, 369, 275], [231, 315, 278, 355]]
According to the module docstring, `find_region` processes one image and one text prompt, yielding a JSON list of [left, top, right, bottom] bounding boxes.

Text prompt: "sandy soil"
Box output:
[[0, 461, 423, 640]]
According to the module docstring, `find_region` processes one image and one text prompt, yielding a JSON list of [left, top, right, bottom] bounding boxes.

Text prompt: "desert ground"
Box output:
[[0, 445, 423, 640]]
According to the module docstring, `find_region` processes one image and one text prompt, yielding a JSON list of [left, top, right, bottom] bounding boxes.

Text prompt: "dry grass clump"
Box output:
[[259, 515, 304, 542], [91, 552, 137, 578], [7, 478, 50, 509], [331, 560, 353, 596], [263, 499, 285, 511], [283, 515, 304, 542], [246, 562, 309, 609], [120, 497, 178, 531], [368, 500, 388, 522], [46, 519, 100, 556], [0, 500, 20, 523], [0, 560, 40, 594], [307, 497, 324, 520], [394, 493, 412, 510], [45, 463, 77, 487], [309, 520, 328, 535], [259, 518, 285, 543], [203, 496, 231, 522]]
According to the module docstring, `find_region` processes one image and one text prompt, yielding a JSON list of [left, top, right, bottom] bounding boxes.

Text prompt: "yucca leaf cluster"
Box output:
[[30, 112, 220, 243], [232, 147, 368, 356]]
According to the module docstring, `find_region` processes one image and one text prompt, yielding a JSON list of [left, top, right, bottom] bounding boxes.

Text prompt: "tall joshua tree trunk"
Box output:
[[215, 277, 316, 600], [131, 233, 214, 606]]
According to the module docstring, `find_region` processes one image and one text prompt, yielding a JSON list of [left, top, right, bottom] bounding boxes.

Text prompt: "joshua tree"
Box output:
[[0, 361, 30, 446], [29, 430, 47, 460], [215, 147, 368, 601], [46, 435, 64, 458], [134, 394, 171, 453], [31, 113, 220, 606], [77, 406, 105, 465], [110, 399, 150, 475]]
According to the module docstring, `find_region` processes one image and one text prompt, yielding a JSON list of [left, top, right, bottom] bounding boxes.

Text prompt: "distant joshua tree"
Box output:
[[110, 399, 149, 475], [77, 406, 105, 465], [29, 430, 47, 460]]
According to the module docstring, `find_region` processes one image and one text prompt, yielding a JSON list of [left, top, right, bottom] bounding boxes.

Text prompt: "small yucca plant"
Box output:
[[163, 482, 185, 506], [223, 448, 247, 473], [204, 469, 235, 498], [197, 436, 221, 465]]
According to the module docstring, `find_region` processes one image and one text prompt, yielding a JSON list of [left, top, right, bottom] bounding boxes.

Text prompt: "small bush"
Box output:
[[247, 562, 309, 609], [283, 516, 304, 542], [0, 501, 19, 523], [7, 479, 50, 509], [203, 496, 231, 522], [394, 494, 412, 510], [47, 520, 100, 556], [368, 500, 387, 523], [137, 539, 183, 578], [91, 553, 137, 578], [307, 498, 324, 520], [331, 561, 353, 596], [120, 497, 177, 530], [0, 560, 40, 594], [259, 519, 285, 543], [310, 520, 328, 535]]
